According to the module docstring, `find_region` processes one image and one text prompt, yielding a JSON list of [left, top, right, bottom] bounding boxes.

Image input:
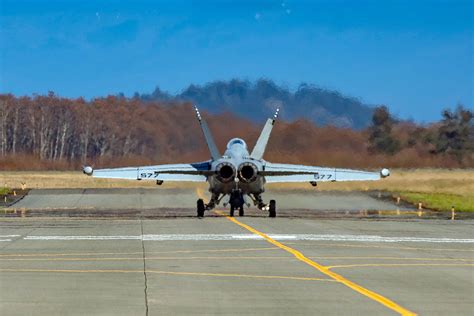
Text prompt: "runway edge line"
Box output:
[[214, 210, 417, 316]]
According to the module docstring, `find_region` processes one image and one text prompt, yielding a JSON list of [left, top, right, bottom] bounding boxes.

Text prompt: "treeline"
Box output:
[[0, 93, 207, 164], [0, 93, 472, 170]]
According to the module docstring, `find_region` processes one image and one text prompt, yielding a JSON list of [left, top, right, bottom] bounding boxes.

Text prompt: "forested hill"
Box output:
[[138, 79, 374, 129]]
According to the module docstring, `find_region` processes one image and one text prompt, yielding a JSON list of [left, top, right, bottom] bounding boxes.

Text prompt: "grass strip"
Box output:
[[398, 192, 474, 212], [0, 187, 11, 195]]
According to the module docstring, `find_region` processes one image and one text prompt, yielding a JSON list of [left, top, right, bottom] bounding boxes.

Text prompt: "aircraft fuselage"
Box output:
[[208, 138, 265, 195]]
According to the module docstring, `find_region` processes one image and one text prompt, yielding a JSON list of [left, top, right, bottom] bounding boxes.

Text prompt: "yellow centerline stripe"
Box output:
[[215, 210, 417, 316], [0, 268, 335, 282]]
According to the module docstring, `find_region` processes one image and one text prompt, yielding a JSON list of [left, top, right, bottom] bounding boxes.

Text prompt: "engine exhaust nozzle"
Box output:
[[216, 162, 236, 183], [238, 162, 258, 183]]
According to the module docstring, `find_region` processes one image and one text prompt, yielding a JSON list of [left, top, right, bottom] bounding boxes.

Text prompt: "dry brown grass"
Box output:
[[269, 169, 474, 197], [0, 171, 201, 190], [1, 169, 473, 197]]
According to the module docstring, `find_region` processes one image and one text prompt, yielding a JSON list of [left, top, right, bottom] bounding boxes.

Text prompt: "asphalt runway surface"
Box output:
[[1, 188, 473, 315], [11, 188, 413, 211]]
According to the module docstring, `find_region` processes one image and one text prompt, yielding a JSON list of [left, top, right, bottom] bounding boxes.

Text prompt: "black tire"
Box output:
[[229, 203, 235, 217], [269, 200, 276, 218], [239, 206, 244, 217], [197, 199, 205, 218]]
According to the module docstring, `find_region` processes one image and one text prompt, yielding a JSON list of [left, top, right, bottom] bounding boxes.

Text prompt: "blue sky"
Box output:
[[1, 0, 472, 122]]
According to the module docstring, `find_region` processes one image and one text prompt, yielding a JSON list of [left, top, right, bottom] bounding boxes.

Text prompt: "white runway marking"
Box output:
[[0, 235, 19, 242], [22, 234, 474, 243]]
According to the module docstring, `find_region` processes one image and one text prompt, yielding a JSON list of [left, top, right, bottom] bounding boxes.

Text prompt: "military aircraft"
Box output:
[[83, 107, 390, 217]]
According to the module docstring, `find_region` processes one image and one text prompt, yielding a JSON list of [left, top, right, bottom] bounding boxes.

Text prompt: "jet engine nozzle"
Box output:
[[216, 162, 236, 183], [238, 162, 258, 183]]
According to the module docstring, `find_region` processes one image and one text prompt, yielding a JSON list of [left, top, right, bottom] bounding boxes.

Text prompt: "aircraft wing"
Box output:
[[83, 161, 211, 182], [262, 162, 389, 183]]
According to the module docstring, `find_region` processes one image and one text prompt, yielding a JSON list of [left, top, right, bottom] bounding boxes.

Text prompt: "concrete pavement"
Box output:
[[1, 214, 473, 315]]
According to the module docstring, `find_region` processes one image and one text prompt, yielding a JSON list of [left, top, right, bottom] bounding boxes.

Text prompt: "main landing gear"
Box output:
[[268, 200, 276, 218], [196, 194, 277, 218], [197, 199, 205, 218], [250, 193, 277, 218], [197, 192, 223, 218]]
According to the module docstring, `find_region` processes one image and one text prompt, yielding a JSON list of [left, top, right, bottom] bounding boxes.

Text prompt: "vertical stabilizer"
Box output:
[[250, 108, 280, 159], [194, 106, 221, 160]]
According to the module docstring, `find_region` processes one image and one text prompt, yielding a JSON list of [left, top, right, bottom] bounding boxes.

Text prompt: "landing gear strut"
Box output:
[[251, 193, 277, 218], [205, 193, 222, 211]]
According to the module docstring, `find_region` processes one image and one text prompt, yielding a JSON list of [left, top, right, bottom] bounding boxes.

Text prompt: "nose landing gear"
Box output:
[[229, 190, 245, 217], [229, 204, 244, 217]]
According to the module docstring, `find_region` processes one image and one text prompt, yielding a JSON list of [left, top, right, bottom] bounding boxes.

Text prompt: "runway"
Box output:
[[1, 189, 473, 315], [11, 188, 413, 211]]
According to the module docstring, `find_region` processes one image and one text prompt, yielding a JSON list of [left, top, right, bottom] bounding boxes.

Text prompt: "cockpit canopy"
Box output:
[[226, 138, 247, 149]]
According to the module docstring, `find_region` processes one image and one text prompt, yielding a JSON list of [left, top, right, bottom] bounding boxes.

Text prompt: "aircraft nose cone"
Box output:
[[380, 168, 390, 178], [83, 166, 93, 176]]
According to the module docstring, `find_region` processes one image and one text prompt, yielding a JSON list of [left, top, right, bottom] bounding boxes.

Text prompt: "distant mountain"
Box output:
[[138, 79, 374, 129]]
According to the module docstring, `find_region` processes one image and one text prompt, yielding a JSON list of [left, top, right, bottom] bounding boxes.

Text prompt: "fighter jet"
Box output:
[[83, 107, 390, 217]]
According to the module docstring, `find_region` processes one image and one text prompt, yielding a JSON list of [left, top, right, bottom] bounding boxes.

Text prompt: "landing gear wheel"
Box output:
[[230, 206, 235, 217], [197, 199, 205, 218], [239, 206, 244, 217], [269, 200, 276, 218]]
